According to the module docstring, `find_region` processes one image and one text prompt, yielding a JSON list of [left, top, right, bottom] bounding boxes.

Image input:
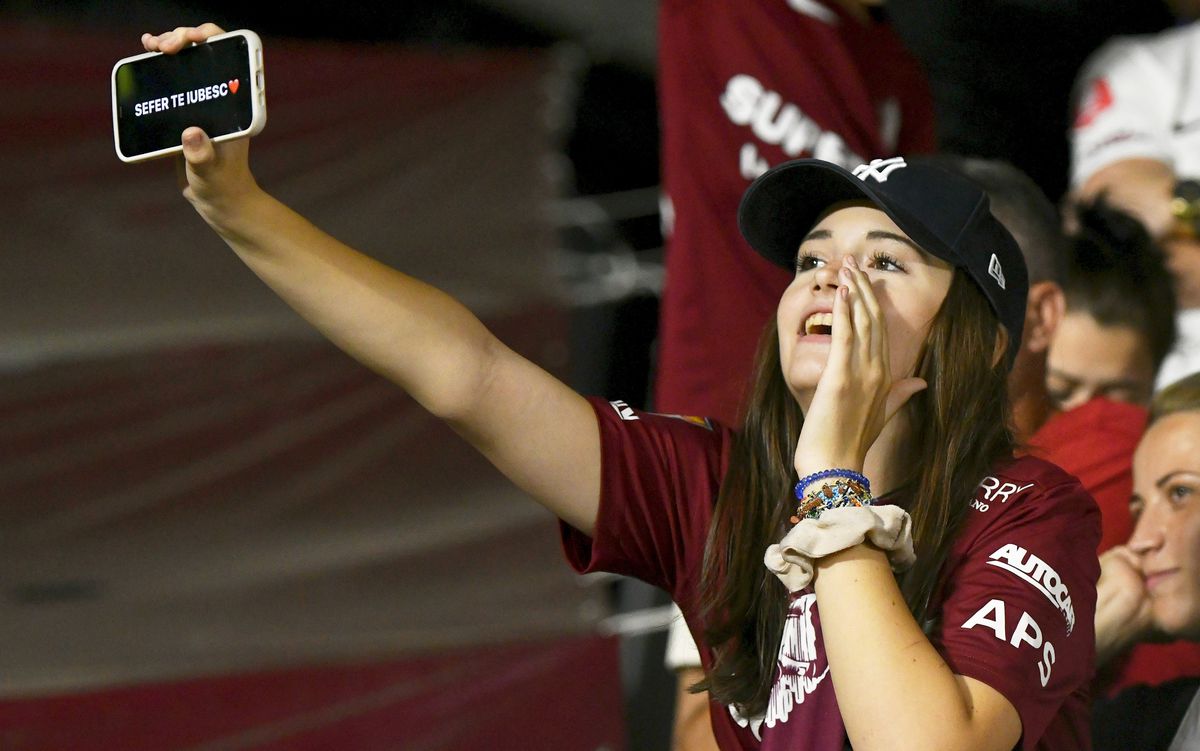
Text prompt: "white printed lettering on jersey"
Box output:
[[721, 74, 863, 175], [988, 253, 1007, 289], [987, 543, 1076, 634], [852, 156, 907, 183], [977, 476, 1035, 504], [730, 593, 830, 736], [740, 143, 771, 180], [962, 599, 1057, 686], [609, 400, 638, 421], [786, 0, 838, 25]]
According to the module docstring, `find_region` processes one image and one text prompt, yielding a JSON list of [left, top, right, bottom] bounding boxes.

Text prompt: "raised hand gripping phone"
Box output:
[[111, 29, 266, 163]]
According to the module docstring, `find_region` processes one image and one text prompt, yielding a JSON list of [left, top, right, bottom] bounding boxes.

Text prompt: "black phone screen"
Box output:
[[114, 36, 254, 160]]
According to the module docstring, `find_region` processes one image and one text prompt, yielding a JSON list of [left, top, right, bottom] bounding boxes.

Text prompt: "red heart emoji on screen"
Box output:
[[229, 79, 240, 94]]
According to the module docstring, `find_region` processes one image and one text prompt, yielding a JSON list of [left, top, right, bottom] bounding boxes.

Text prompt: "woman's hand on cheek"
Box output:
[[1095, 545, 1157, 664], [794, 255, 927, 476]]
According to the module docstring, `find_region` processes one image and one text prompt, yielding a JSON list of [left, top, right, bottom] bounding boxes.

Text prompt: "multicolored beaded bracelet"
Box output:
[[789, 477, 873, 525]]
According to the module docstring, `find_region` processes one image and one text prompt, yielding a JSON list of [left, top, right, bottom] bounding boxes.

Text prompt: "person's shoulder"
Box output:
[[987, 453, 1085, 494], [966, 455, 1099, 532], [1142, 21, 1200, 56], [957, 456, 1101, 584], [586, 396, 736, 445], [1088, 22, 1200, 71]]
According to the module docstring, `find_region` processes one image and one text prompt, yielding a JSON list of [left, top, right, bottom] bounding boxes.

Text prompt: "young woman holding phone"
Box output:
[[140, 24, 1099, 751]]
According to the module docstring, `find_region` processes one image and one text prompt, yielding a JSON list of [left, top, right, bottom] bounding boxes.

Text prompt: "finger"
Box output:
[[158, 23, 227, 55], [141, 32, 159, 52], [884, 376, 927, 421], [841, 259, 874, 367], [849, 256, 884, 344], [192, 23, 227, 38], [1110, 546, 1144, 571], [181, 126, 215, 169], [829, 278, 853, 373]]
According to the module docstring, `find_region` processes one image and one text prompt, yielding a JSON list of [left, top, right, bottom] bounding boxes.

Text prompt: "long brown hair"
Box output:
[[695, 270, 1016, 716]]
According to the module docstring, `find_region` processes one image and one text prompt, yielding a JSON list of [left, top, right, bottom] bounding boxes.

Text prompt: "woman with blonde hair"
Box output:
[[1093, 371, 1200, 750]]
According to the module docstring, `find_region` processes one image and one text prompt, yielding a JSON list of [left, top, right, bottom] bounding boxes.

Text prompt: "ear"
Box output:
[[1021, 281, 1066, 355]]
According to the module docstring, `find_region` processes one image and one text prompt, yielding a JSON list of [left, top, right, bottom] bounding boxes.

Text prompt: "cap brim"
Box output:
[[738, 160, 960, 271]]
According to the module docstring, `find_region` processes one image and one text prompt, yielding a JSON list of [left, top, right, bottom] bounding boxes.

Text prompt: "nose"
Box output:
[[811, 256, 845, 290], [1128, 505, 1166, 557]]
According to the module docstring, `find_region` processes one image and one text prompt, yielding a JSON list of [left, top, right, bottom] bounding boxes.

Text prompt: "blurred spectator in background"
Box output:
[[921, 157, 1149, 554], [925, 158, 1200, 703], [654, 2, 934, 747], [1049, 198, 1177, 413], [1092, 372, 1200, 751], [1070, 17, 1200, 390]]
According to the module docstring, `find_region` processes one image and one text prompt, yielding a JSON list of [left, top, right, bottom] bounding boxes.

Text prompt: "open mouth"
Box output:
[[804, 312, 833, 336]]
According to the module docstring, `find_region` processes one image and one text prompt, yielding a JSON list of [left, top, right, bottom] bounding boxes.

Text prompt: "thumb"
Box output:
[[884, 377, 927, 422], [181, 126, 215, 167]]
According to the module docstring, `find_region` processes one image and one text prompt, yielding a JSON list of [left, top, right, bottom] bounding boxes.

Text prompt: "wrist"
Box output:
[[814, 543, 887, 575], [197, 182, 268, 239]]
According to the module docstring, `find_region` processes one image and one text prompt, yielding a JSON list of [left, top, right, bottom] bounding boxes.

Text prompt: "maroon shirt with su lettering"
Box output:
[[654, 0, 935, 425], [562, 398, 1099, 750]]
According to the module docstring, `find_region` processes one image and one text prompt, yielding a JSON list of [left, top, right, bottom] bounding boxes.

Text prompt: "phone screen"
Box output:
[[113, 36, 255, 160]]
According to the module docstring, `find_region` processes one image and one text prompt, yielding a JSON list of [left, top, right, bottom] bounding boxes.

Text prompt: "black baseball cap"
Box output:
[[738, 157, 1028, 368]]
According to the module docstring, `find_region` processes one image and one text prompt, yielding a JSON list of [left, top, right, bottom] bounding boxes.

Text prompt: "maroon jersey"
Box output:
[[654, 0, 935, 425], [562, 398, 1099, 750]]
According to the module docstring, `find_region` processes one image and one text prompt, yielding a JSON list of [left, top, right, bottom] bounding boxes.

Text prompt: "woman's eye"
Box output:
[[869, 252, 904, 272], [1046, 387, 1072, 408], [1169, 484, 1194, 505], [795, 254, 822, 273]]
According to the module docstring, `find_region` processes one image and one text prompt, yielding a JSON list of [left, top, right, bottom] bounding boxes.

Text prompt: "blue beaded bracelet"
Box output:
[[794, 468, 871, 500]]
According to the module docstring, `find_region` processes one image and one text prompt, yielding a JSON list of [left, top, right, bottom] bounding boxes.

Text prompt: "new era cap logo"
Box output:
[[853, 156, 907, 183], [988, 253, 1006, 289]]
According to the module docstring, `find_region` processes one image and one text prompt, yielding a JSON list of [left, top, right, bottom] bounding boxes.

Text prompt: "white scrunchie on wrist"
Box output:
[[763, 504, 916, 593]]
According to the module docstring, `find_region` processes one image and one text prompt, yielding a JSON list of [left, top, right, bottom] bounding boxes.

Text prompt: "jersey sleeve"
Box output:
[[558, 398, 733, 603], [1070, 35, 1177, 189], [929, 463, 1101, 748]]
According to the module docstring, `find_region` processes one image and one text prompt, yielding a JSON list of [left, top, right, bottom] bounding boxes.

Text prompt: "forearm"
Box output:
[[199, 187, 501, 420], [813, 546, 1019, 751]]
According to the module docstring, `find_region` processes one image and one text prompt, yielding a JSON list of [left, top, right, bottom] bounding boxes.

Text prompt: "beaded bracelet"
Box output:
[[789, 477, 873, 525], [794, 468, 871, 501]]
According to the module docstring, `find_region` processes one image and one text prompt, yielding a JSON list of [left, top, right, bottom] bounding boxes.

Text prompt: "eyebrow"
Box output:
[[1156, 471, 1200, 489], [800, 228, 924, 255], [1046, 369, 1147, 392]]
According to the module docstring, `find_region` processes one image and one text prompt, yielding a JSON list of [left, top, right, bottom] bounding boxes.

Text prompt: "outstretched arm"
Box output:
[[143, 25, 601, 534]]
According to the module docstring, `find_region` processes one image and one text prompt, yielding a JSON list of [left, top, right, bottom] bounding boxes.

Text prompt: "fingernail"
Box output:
[[844, 255, 857, 269]]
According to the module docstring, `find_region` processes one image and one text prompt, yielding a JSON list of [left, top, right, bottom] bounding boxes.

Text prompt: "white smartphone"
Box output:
[[111, 29, 267, 163]]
